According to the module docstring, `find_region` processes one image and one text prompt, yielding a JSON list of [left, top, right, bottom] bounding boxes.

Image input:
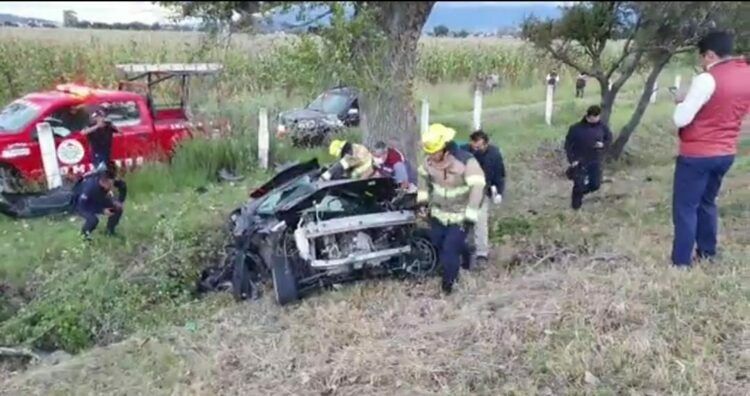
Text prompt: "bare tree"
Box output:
[[522, 1, 740, 160]]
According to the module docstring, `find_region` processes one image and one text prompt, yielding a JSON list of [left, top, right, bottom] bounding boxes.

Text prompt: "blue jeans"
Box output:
[[571, 161, 602, 210], [78, 206, 122, 235], [93, 151, 109, 170], [671, 155, 734, 266], [429, 219, 470, 287]]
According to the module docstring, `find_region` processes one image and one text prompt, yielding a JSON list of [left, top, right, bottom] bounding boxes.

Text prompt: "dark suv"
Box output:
[[276, 87, 360, 147]]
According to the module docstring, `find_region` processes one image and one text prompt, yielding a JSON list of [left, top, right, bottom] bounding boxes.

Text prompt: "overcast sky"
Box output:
[[0, 2, 571, 24], [0, 2, 174, 24]]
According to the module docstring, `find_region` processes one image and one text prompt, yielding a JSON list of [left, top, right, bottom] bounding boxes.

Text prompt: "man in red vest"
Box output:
[[671, 30, 750, 267]]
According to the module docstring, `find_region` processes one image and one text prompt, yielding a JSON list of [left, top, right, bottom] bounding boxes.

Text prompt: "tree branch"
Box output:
[[546, 40, 595, 76], [607, 15, 641, 79], [281, 9, 333, 29], [611, 49, 643, 92]]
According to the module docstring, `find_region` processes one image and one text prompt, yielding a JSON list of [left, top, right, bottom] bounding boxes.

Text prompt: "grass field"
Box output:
[[1, 27, 747, 395]]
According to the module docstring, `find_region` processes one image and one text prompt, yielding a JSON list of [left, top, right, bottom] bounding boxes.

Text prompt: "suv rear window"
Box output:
[[0, 101, 40, 134]]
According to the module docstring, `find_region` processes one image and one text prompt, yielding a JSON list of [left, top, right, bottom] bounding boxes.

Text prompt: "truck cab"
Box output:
[[0, 63, 222, 192]]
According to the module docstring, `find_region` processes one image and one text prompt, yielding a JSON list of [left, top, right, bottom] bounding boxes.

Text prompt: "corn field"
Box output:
[[0, 27, 595, 105]]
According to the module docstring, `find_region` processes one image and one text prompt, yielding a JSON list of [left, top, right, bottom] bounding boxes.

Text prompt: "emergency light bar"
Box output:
[[55, 84, 94, 99]]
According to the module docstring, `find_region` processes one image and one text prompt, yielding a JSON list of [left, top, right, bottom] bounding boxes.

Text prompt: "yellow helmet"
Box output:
[[329, 139, 347, 157], [422, 123, 456, 154]]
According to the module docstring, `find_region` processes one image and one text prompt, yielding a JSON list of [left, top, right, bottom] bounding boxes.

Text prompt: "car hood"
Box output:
[[249, 158, 321, 199], [274, 177, 398, 215], [279, 108, 328, 122]]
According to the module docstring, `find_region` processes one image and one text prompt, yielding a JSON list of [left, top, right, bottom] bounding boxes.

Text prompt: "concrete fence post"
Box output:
[[37, 122, 62, 189], [258, 108, 269, 170]]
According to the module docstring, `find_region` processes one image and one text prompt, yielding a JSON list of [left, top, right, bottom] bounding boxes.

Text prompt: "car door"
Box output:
[[93, 99, 152, 170]]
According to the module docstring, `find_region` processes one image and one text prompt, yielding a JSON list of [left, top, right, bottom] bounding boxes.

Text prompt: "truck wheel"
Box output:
[[271, 255, 299, 305], [0, 166, 21, 194]]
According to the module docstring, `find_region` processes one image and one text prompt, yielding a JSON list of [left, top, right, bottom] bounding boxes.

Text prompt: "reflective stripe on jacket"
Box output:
[[417, 148, 485, 225], [340, 143, 375, 179], [324, 143, 375, 180]]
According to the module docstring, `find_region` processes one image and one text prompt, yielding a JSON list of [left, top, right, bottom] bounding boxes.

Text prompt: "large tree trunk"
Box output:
[[358, 2, 434, 166], [608, 54, 672, 160]]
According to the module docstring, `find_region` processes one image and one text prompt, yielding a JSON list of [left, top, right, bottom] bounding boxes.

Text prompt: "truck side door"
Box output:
[[27, 104, 93, 177]]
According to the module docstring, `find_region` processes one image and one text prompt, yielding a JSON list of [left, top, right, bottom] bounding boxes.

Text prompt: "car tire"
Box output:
[[309, 130, 329, 147], [231, 250, 255, 301], [405, 229, 439, 277], [0, 166, 22, 194], [271, 255, 299, 305]]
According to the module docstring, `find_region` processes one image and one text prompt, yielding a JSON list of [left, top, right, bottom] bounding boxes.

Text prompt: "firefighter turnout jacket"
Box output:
[[322, 141, 376, 181], [417, 144, 486, 225]]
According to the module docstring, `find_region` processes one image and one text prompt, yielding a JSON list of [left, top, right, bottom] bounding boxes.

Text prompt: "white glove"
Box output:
[[491, 186, 502, 205]]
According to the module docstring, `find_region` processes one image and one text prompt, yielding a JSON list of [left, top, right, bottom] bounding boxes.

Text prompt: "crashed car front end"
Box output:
[[199, 161, 438, 305], [276, 112, 344, 148]]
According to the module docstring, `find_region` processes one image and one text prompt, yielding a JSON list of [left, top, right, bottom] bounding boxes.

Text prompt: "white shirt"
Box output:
[[672, 60, 725, 129]]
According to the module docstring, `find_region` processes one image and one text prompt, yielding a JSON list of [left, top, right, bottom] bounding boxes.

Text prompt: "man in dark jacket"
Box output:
[[76, 169, 125, 240], [81, 109, 118, 171], [575, 73, 587, 98], [462, 130, 506, 266], [564, 105, 612, 210]]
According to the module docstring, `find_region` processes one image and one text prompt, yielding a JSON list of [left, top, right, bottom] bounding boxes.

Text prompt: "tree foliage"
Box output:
[[522, 1, 743, 159], [433, 24, 449, 37], [159, 1, 435, 164]]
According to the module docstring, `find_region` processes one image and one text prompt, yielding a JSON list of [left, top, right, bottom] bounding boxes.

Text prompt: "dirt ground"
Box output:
[[3, 130, 750, 395]]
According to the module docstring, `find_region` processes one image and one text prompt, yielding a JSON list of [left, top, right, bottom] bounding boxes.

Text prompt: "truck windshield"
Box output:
[[0, 101, 40, 134], [307, 92, 349, 115]]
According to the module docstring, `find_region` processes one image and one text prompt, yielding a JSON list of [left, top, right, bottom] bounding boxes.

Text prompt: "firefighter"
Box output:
[[417, 124, 486, 295], [321, 139, 376, 181]]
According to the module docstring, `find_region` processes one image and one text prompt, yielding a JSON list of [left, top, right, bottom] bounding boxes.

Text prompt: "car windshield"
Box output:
[[307, 92, 349, 115], [0, 101, 40, 134], [256, 175, 317, 215]]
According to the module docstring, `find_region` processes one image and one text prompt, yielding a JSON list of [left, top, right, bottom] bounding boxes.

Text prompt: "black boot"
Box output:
[[441, 279, 453, 295]]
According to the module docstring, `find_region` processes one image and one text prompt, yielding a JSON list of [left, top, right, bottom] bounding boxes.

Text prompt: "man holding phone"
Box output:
[[564, 105, 612, 210], [670, 30, 750, 268]]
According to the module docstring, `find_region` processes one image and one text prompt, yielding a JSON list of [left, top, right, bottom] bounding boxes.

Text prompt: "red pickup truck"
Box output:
[[0, 63, 222, 192]]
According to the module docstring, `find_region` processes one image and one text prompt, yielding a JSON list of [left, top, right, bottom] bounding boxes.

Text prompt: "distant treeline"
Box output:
[[64, 21, 199, 32]]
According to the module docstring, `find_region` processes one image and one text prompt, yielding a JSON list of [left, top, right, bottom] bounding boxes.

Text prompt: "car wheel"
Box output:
[[309, 130, 329, 147], [0, 166, 21, 194], [405, 229, 438, 277], [231, 249, 257, 301], [271, 255, 299, 305]]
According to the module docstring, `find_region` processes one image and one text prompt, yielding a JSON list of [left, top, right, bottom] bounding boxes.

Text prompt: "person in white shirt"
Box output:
[[669, 30, 750, 268]]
